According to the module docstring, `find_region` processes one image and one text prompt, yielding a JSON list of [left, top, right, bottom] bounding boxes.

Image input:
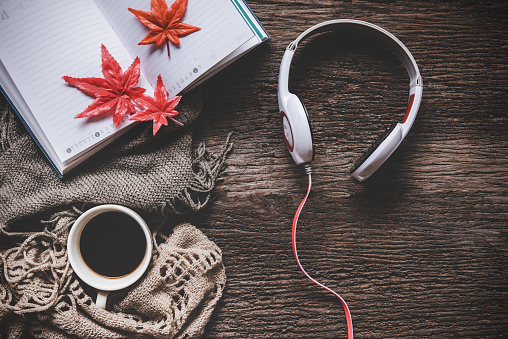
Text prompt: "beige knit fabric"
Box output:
[[1, 213, 226, 338], [0, 90, 232, 226], [0, 91, 229, 338]]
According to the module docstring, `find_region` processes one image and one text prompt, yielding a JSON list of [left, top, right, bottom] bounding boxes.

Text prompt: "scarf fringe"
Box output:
[[160, 132, 233, 215]]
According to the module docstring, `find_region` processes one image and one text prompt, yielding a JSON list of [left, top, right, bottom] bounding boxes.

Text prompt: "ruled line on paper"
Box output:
[[95, 0, 255, 93], [0, 0, 152, 163]]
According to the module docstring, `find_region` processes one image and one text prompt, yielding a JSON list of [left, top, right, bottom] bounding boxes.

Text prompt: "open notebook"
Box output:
[[0, 0, 268, 177]]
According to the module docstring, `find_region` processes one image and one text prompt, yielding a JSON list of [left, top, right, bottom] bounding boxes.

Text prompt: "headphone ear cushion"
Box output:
[[351, 122, 398, 173]]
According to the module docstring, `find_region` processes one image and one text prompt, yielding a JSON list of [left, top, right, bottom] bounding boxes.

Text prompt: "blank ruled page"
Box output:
[[95, 0, 255, 96], [0, 0, 152, 163]]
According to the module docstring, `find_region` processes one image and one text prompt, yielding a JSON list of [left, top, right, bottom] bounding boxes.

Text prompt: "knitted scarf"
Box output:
[[0, 91, 229, 338]]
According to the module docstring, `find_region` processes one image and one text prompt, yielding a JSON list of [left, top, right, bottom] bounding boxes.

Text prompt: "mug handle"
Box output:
[[96, 290, 109, 309]]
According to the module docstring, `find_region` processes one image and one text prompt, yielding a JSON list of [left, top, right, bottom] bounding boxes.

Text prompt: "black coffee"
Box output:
[[79, 211, 147, 278]]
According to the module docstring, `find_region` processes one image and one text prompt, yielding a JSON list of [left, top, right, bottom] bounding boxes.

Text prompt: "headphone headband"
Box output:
[[284, 19, 422, 88]]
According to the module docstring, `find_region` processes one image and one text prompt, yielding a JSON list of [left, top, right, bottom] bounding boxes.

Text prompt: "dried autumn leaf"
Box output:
[[130, 75, 183, 135], [63, 44, 145, 126], [128, 0, 200, 57]]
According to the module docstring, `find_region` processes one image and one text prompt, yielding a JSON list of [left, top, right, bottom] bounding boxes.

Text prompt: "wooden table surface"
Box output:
[[176, 0, 508, 337]]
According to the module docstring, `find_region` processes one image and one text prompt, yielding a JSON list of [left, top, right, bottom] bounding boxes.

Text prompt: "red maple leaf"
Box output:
[[128, 0, 201, 57], [130, 75, 183, 135], [63, 44, 145, 126]]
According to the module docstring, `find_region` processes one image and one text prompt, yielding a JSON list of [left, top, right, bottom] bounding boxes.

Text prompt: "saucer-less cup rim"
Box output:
[[67, 204, 152, 307]]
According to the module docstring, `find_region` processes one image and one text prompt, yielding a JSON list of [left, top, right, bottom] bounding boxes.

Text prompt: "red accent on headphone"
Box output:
[[280, 111, 294, 152], [402, 94, 415, 123]]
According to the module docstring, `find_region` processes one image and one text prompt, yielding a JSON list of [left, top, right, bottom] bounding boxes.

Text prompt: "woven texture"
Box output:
[[0, 92, 229, 338], [1, 214, 226, 338], [0, 90, 232, 226]]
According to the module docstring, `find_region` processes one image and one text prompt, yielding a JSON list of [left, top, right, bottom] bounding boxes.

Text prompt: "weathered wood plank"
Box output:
[[189, 0, 507, 337]]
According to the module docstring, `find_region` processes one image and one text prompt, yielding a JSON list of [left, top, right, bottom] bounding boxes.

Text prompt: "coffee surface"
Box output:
[[79, 211, 147, 278]]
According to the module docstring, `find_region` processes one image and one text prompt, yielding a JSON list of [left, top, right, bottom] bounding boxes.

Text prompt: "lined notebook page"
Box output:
[[0, 0, 151, 163], [95, 0, 255, 96]]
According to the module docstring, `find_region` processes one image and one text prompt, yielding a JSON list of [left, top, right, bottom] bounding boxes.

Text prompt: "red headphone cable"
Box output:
[[292, 164, 354, 338]]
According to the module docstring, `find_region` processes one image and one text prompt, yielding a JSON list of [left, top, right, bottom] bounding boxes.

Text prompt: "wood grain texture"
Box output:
[[184, 0, 508, 337], [2, 0, 506, 337]]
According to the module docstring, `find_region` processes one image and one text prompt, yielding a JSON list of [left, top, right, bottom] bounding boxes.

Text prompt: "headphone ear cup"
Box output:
[[281, 94, 315, 165], [351, 122, 398, 174]]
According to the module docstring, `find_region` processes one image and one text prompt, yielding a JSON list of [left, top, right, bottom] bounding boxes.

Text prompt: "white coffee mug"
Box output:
[[67, 204, 152, 309]]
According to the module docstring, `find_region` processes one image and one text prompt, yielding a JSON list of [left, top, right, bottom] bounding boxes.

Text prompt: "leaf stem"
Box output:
[[170, 118, 184, 126], [166, 40, 170, 57]]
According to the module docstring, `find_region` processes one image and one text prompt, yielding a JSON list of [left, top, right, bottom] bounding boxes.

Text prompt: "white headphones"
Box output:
[[278, 19, 423, 181]]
